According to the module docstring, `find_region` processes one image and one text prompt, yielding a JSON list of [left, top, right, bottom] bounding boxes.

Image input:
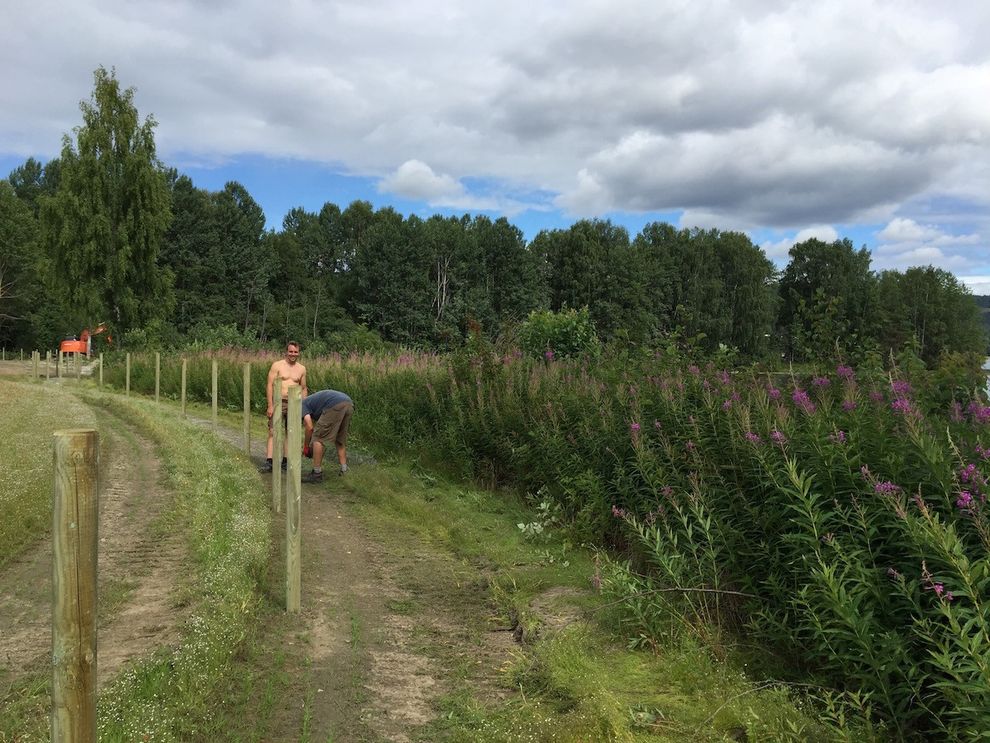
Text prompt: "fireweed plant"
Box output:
[[105, 348, 990, 738]]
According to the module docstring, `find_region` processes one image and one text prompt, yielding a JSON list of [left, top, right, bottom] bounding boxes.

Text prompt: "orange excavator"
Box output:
[[60, 323, 111, 357]]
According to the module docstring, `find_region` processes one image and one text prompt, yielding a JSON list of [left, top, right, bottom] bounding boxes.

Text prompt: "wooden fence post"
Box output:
[[243, 362, 251, 454], [32, 350, 38, 379], [46, 351, 51, 381], [76, 352, 81, 380], [98, 353, 103, 389], [155, 352, 160, 404], [125, 353, 131, 397], [181, 358, 187, 418], [286, 385, 302, 612], [52, 429, 99, 741], [212, 359, 219, 429], [272, 379, 283, 513]]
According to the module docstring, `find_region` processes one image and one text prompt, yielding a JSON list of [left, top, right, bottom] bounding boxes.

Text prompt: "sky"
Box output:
[[2, 0, 989, 294]]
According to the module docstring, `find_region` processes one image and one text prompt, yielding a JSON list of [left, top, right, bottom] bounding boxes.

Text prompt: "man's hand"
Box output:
[[267, 403, 274, 418], [303, 445, 312, 459]]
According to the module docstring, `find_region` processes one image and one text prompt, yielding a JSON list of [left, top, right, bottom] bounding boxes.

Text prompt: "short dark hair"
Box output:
[[287, 341, 300, 350]]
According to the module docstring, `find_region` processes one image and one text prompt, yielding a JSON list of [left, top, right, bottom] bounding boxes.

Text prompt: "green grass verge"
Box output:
[[89, 393, 271, 742], [0, 379, 100, 566], [330, 457, 865, 742]]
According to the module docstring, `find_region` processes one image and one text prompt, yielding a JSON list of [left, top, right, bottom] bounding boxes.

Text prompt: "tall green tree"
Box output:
[[0, 182, 42, 345], [40, 67, 173, 338], [877, 266, 987, 364], [778, 238, 878, 362], [634, 224, 776, 355]]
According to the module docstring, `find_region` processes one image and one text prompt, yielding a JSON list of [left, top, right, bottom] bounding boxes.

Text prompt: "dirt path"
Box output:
[[0, 406, 191, 686], [196, 418, 505, 742]]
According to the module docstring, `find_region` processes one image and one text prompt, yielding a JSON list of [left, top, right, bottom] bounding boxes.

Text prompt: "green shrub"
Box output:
[[518, 307, 600, 359]]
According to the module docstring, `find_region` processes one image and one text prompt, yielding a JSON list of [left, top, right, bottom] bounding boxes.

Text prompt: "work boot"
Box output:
[[302, 470, 324, 483], [259, 459, 273, 473], [339, 463, 348, 476]]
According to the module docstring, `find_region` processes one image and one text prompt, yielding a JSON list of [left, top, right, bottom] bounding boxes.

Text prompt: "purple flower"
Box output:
[[891, 380, 913, 396], [874, 481, 901, 495], [792, 388, 817, 414], [957, 491, 974, 509], [630, 422, 641, 432], [950, 401, 964, 423], [718, 371, 732, 385], [767, 386, 782, 400], [688, 364, 701, 376], [869, 390, 885, 403], [842, 399, 857, 412], [653, 420, 662, 431], [770, 430, 787, 445], [686, 440, 696, 451], [744, 432, 762, 444], [544, 349, 555, 361], [722, 399, 733, 411], [829, 430, 847, 444], [891, 397, 916, 417], [836, 365, 854, 381], [968, 401, 990, 425], [660, 485, 674, 498], [812, 376, 831, 388], [611, 504, 626, 518]]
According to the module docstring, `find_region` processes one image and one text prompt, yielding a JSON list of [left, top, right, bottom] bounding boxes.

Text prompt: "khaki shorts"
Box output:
[[268, 399, 289, 432], [313, 401, 353, 447]]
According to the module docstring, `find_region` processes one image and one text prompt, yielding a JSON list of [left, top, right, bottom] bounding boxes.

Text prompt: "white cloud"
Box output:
[[761, 226, 840, 262], [2, 0, 990, 265], [873, 217, 987, 272], [959, 276, 990, 296], [379, 160, 466, 203]]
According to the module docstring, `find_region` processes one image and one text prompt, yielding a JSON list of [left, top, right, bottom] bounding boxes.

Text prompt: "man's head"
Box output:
[[286, 341, 300, 364]]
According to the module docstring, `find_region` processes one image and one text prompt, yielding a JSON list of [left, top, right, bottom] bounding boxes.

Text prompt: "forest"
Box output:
[[0, 67, 987, 369]]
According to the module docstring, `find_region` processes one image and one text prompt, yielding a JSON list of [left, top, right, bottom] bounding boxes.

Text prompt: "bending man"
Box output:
[[301, 388, 354, 483]]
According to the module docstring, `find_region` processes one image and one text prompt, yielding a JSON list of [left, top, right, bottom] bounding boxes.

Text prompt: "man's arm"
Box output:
[[300, 366, 308, 398], [303, 413, 314, 449]]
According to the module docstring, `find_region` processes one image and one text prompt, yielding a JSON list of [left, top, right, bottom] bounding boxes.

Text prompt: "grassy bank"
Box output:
[[0, 379, 101, 567]]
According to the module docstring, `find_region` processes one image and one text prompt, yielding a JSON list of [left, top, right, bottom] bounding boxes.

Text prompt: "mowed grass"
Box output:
[[327, 457, 853, 742], [0, 379, 100, 566]]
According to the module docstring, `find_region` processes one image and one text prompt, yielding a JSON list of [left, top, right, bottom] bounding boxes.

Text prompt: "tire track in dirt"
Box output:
[[0, 407, 190, 686], [194, 416, 443, 741]]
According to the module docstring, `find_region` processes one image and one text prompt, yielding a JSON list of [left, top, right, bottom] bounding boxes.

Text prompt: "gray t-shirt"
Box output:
[[302, 390, 352, 421]]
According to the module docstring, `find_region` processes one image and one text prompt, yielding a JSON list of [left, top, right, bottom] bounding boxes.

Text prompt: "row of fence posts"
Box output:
[[48, 352, 303, 740], [19, 350, 100, 381]]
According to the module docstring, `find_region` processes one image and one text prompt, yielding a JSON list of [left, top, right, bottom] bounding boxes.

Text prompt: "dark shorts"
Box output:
[[268, 399, 289, 433], [313, 402, 353, 447]]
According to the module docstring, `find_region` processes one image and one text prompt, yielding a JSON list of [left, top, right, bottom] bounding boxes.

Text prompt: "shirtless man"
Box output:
[[260, 341, 308, 472]]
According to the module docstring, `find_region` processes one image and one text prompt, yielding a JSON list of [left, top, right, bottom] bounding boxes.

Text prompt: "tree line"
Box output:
[[1, 68, 986, 365]]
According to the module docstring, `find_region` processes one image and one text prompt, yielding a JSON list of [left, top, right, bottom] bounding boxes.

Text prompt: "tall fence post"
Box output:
[[52, 428, 99, 741], [155, 352, 161, 404], [76, 352, 82, 380], [243, 362, 251, 454], [212, 359, 219, 430], [286, 385, 302, 612], [181, 358, 187, 418], [57, 349, 63, 378], [32, 351, 38, 379], [98, 353, 103, 389], [272, 379, 283, 513], [46, 350, 51, 381], [125, 353, 131, 397]]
